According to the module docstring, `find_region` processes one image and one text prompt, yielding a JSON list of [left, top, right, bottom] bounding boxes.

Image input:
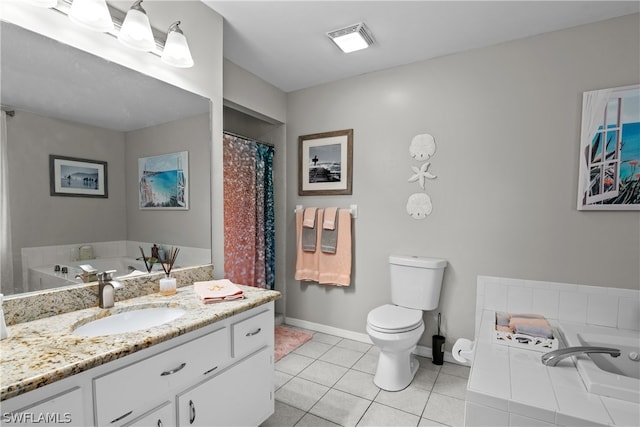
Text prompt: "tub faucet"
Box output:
[[541, 346, 621, 367], [98, 270, 122, 309], [75, 264, 98, 283]]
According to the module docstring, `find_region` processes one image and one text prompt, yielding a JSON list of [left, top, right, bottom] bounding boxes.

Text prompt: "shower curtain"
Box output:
[[223, 133, 275, 289], [0, 111, 14, 294]]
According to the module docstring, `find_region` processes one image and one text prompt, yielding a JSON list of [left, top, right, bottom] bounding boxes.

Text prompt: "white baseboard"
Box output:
[[285, 316, 465, 366]]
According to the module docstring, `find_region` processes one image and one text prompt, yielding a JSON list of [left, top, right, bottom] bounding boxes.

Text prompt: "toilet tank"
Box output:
[[389, 255, 447, 310]]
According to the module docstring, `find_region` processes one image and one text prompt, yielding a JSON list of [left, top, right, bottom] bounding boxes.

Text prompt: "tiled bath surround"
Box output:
[[467, 276, 640, 427], [474, 276, 640, 338]]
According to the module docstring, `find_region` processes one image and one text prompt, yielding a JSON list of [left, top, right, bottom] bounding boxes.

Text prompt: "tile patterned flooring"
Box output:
[[262, 327, 469, 427]]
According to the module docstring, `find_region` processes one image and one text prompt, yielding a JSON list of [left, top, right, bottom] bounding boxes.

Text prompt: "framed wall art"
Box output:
[[298, 129, 353, 196], [138, 151, 189, 209], [49, 155, 108, 198], [577, 84, 639, 210]]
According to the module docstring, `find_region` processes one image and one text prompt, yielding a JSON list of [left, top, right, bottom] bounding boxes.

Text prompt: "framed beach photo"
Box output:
[[577, 84, 640, 210], [298, 129, 353, 196], [49, 155, 108, 198], [139, 151, 189, 209]]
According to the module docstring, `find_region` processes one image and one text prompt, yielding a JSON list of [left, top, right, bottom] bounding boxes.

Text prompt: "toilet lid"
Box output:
[[367, 304, 423, 333]]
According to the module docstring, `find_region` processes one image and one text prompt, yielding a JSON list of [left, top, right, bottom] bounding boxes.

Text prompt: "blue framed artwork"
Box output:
[[138, 151, 189, 209]]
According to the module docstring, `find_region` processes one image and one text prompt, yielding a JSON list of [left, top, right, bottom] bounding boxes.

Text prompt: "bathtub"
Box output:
[[28, 257, 163, 291], [558, 322, 640, 403], [67, 257, 164, 278]]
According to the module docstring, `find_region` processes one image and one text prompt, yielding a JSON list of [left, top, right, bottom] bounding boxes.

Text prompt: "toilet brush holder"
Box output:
[[432, 313, 445, 365]]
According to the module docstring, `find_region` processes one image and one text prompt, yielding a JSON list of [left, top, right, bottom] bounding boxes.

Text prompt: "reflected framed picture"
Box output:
[[139, 151, 189, 209], [577, 84, 640, 210], [49, 155, 108, 198], [298, 129, 353, 196]]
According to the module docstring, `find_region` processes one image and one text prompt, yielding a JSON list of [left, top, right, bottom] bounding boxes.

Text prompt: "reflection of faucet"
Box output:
[[541, 346, 621, 367], [75, 264, 98, 283], [98, 270, 122, 309]]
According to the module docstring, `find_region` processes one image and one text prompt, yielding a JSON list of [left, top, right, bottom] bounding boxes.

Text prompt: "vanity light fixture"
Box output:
[[45, 0, 195, 68], [161, 21, 194, 68], [327, 22, 374, 53], [118, 0, 155, 52], [68, 0, 114, 33]]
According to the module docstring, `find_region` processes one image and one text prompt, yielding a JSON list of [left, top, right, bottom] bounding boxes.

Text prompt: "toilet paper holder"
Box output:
[[453, 338, 475, 365]]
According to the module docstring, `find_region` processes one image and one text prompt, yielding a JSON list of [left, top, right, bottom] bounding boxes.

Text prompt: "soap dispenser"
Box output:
[[0, 293, 8, 340]]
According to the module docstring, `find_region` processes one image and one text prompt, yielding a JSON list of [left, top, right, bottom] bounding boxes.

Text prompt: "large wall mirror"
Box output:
[[1, 21, 212, 296]]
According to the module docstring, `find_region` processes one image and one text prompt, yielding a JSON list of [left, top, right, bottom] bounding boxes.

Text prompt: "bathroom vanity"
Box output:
[[0, 272, 280, 427]]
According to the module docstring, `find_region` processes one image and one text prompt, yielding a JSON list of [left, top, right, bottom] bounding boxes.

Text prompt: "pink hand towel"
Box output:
[[302, 207, 317, 228], [323, 207, 338, 230], [193, 279, 245, 303], [508, 317, 551, 330]]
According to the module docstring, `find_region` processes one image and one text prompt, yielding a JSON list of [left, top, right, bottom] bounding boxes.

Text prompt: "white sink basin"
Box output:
[[73, 307, 186, 337]]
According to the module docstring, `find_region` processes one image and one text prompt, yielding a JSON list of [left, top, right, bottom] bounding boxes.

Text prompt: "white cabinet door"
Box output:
[[6, 387, 86, 427], [123, 401, 174, 427], [176, 347, 273, 427]]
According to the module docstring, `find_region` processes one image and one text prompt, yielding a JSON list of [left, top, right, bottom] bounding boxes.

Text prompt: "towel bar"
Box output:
[[295, 204, 358, 219]]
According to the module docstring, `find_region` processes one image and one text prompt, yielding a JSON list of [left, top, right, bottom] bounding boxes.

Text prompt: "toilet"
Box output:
[[366, 255, 447, 391]]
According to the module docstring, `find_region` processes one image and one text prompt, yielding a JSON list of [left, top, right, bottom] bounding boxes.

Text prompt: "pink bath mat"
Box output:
[[274, 326, 313, 361]]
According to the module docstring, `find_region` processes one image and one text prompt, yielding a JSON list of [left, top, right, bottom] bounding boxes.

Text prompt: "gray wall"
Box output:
[[125, 113, 211, 249], [7, 111, 127, 286], [285, 14, 640, 349]]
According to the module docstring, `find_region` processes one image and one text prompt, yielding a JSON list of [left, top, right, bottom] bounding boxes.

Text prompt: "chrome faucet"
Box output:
[[98, 270, 122, 309], [541, 346, 621, 367]]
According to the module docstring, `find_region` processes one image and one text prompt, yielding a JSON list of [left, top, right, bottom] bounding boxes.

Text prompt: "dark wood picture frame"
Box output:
[[49, 154, 108, 198], [298, 129, 353, 196]]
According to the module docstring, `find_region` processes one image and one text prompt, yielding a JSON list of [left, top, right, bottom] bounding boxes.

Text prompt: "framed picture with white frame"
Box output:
[[577, 84, 640, 210]]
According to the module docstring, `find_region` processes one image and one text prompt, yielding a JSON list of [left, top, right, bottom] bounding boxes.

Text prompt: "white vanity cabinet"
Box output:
[[176, 310, 275, 426], [176, 348, 272, 426], [1, 301, 275, 427], [93, 327, 229, 425], [4, 386, 86, 427]]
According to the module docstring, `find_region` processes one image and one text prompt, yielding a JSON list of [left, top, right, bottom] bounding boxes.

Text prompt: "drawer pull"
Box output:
[[160, 362, 186, 376], [203, 366, 218, 375], [189, 399, 196, 424], [246, 328, 262, 337], [110, 410, 132, 423]]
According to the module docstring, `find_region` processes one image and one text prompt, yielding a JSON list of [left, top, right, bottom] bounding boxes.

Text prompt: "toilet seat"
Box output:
[[367, 304, 423, 333]]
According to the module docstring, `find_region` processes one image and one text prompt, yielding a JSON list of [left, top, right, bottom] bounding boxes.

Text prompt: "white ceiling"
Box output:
[[203, 1, 640, 93]]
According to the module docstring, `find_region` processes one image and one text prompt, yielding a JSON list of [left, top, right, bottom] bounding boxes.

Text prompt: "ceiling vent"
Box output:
[[327, 23, 374, 53]]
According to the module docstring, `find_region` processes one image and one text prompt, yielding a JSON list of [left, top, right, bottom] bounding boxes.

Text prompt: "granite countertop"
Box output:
[[0, 285, 280, 401]]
